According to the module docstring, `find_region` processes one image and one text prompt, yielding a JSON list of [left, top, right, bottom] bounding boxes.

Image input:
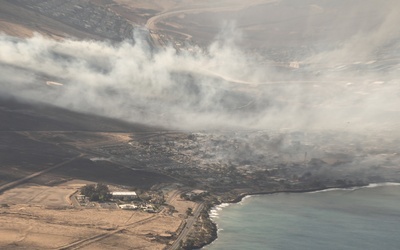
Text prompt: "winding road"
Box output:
[[145, 0, 278, 48]]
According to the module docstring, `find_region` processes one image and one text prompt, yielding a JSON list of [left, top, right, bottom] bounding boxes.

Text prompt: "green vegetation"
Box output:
[[186, 207, 193, 216], [80, 183, 111, 202]]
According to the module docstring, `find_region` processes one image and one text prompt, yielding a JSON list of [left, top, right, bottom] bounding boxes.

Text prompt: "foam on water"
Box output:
[[366, 182, 400, 187], [310, 182, 400, 193], [210, 203, 230, 218], [238, 194, 252, 205]]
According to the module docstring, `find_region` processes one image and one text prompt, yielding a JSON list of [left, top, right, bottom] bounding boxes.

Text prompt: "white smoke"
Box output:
[[0, 12, 399, 134]]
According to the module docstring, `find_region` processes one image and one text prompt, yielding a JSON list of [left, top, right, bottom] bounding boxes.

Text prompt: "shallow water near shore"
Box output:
[[204, 183, 400, 250]]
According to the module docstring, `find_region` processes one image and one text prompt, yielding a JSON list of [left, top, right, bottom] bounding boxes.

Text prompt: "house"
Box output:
[[141, 204, 156, 213], [76, 195, 85, 201]]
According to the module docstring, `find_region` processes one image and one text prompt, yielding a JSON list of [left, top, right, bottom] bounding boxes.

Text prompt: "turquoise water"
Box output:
[[205, 184, 400, 250]]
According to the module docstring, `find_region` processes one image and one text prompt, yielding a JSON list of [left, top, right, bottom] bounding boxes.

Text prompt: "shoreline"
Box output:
[[201, 182, 400, 249], [228, 185, 363, 204]]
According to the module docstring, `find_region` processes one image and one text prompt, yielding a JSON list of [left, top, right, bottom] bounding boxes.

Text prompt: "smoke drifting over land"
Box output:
[[0, 2, 399, 135]]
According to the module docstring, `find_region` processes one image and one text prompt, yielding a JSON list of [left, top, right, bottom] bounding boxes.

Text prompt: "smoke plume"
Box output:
[[0, 3, 399, 135]]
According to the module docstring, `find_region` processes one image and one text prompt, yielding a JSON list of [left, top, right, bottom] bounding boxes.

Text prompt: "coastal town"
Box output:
[[2, 127, 398, 249], [1, 0, 400, 249], [11, 0, 134, 41], [84, 130, 400, 194]]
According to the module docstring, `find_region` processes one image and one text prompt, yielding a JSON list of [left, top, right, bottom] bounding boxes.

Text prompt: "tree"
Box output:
[[186, 207, 193, 216], [80, 183, 111, 202], [90, 193, 99, 201], [96, 183, 111, 201], [81, 184, 96, 198]]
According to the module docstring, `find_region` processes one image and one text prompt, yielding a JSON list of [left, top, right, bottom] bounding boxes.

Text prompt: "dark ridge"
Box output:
[[52, 158, 175, 189], [0, 96, 162, 132], [0, 131, 77, 186]]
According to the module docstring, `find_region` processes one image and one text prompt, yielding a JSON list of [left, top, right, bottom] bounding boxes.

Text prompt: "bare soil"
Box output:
[[0, 182, 192, 249]]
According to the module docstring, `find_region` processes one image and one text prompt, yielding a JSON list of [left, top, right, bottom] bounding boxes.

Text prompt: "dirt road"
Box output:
[[58, 215, 158, 250], [0, 154, 83, 194]]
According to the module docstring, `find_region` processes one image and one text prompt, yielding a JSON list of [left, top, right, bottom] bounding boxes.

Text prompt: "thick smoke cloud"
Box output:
[[0, 12, 399, 134]]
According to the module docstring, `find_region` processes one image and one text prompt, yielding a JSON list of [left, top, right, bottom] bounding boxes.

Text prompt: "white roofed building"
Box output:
[[110, 191, 137, 200], [119, 204, 138, 210]]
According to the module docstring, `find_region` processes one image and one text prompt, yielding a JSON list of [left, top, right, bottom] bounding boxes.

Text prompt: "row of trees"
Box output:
[[80, 183, 111, 202]]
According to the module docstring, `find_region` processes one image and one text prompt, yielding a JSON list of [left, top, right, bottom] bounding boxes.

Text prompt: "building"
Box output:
[[141, 204, 156, 213], [119, 204, 138, 210], [110, 191, 137, 200], [185, 189, 208, 200]]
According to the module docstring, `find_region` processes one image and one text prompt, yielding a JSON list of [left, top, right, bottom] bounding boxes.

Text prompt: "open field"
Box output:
[[0, 182, 195, 249], [0, 204, 159, 249], [0, 181, 87, 207]]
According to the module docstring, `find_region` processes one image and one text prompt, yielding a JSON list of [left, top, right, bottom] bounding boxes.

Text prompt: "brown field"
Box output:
[[0, 182, 195, 249], [0, 181, 79, 207]]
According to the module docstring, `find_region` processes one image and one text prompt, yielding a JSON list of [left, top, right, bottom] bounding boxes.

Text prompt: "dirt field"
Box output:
[[0, 182, 79, 207], [0, 183, 195, 249]]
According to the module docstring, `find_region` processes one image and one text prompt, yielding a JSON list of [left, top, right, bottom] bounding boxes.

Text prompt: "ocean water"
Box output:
[[205, 183, 400, 250]]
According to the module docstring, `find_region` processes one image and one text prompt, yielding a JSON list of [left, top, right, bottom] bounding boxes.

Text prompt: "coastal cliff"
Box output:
[[182, 181, 370, 249], [180, 202, 218, 250]]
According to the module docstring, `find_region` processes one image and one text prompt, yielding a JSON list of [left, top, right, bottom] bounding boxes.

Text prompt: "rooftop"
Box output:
[[111, 191, 137, 196]]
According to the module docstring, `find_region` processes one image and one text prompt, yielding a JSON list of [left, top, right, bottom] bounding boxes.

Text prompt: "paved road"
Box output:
[[168, 202, 204, 250]]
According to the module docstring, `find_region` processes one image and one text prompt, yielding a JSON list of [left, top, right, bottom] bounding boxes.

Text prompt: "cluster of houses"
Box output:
[[13, 0, 134, 40], [111, 191, 156, 212], [77, 190, 157, 212]]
